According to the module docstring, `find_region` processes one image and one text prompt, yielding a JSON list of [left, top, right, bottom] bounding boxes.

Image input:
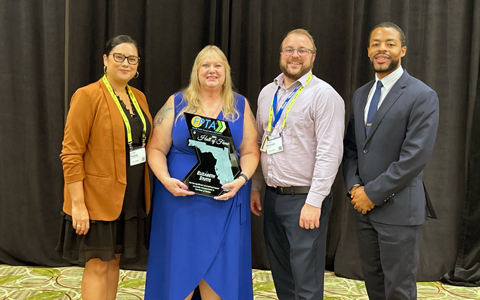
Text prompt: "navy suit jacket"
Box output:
[[343, 70, 439, 226]]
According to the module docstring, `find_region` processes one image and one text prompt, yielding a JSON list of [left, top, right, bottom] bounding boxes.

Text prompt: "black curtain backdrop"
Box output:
[[0, 0, 65, 266], [1, 0, 479, 285]]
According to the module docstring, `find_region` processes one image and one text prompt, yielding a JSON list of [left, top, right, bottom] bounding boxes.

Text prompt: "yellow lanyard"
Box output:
[[102, 75, 147, 150], [267, 73, 312, 132]]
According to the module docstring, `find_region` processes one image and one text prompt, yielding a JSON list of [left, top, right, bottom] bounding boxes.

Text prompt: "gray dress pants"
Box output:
[[264, 187, 333, 300]]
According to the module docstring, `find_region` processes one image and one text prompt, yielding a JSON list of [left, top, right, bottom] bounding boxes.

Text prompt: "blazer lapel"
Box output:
[[99, 78, 127, 184], [364, 71, 410, 144]]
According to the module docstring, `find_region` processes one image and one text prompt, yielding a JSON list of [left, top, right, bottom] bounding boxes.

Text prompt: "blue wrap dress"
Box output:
[[145, 93, 253, 300]]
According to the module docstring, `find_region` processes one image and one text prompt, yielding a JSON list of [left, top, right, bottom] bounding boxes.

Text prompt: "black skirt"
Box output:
[[56, 210, 148, 264], [56, 154, 149, 264]]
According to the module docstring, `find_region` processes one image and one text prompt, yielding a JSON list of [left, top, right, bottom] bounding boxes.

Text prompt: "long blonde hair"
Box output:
[[176, 45, 238, 122]]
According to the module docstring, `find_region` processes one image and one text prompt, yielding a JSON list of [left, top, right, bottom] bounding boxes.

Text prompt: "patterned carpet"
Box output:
[[0, 265, 479, 299]]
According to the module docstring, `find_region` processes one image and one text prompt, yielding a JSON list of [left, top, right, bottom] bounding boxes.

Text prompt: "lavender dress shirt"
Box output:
[[252, 71, 345, 207]]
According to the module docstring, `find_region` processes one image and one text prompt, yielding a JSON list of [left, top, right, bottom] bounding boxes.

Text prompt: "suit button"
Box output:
[[363, 149, 368, 154]]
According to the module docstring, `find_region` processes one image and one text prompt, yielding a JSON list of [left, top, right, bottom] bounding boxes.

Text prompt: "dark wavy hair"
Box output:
[[104, 35, 141, 58]]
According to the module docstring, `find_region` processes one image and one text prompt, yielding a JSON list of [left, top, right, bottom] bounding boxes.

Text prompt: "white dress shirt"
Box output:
[[364, 66, 404, 123]]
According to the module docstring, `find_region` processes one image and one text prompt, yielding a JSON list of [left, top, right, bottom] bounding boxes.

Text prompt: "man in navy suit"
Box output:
[[343, 22, 439, 299]]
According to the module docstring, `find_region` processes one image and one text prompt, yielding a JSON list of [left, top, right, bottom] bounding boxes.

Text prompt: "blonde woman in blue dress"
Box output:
[[145, 45, 259, 299]]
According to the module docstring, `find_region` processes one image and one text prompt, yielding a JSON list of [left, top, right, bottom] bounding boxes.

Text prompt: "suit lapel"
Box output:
[[364, 71, 410, 144], [355, 81, 374, 143]]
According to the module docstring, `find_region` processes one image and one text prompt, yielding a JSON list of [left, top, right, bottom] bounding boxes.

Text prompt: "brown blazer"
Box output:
[[60, 78, 153, 221]]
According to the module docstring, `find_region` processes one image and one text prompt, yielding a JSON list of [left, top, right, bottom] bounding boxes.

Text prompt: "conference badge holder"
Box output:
[[266, 136, 283, 154], [130, 147, 146, 166]]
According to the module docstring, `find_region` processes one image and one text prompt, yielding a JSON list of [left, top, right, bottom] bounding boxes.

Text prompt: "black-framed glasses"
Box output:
[[281, 47, 313, 56], [110, 53, 140, 65]]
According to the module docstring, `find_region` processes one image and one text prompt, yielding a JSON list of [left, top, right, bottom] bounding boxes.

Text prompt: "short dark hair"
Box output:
[[369, 22, 406, 47], [104, 35, 141, 57]]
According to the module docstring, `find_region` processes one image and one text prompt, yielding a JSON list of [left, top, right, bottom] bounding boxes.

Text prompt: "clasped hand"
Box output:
[[350, 186, 375, 214]]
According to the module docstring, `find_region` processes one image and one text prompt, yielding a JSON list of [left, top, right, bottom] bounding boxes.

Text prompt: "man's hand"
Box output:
[[250, 190, 263, 216], [349, 185, 360, 197], [351, 186, 375, 214], [299, 203, 321, 230]]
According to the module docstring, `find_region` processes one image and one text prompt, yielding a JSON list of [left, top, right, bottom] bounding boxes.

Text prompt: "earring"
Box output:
[[134, 71, 139, 79], [103, 66, 107, 74]]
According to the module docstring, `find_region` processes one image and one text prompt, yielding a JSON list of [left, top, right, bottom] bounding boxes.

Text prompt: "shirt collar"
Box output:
[[274, 70, 313, 89], [375, 66, 404, 91]]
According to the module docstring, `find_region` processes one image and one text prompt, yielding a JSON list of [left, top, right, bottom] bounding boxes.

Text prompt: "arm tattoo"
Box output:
[[249, 110, 258, 132], [154, 102, 173, 127]]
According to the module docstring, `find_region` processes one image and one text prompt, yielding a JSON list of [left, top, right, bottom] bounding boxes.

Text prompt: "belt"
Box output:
[[268, 186, 310, 195]]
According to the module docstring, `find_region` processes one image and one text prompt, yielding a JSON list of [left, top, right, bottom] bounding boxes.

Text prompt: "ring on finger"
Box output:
[[310, 225, 315, 229]]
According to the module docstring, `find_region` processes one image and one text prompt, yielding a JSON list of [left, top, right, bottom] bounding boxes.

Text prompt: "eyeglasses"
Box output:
[[281, 47, 313, 56], [110, 53, 140, 65]]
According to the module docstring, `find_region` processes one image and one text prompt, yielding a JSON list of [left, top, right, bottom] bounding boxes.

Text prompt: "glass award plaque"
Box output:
[[182, 113, 242, 197]]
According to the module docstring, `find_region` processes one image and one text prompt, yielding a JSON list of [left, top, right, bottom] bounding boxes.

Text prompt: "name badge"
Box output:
[[260, 134, 270, 152], [266, 136, 283, 154], [130, 147, 146, 166]]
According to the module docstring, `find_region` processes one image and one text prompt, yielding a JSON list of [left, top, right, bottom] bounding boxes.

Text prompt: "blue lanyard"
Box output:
[[272, 85, 301, 128]]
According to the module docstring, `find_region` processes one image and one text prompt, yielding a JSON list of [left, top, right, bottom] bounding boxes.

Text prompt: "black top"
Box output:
[[118, 94, 151, 220]]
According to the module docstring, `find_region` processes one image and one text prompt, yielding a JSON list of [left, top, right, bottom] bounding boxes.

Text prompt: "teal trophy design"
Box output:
[[182, 113, 241, 197]]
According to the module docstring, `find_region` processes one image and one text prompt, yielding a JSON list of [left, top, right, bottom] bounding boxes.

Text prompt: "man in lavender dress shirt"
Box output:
[[251, 28, 345, 299]]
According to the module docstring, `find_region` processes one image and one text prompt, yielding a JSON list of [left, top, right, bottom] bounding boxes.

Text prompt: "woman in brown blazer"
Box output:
[[57, 35, 153, 300]]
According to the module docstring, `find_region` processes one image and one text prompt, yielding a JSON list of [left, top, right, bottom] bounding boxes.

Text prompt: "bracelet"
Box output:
[[237, 173, 249, 186]]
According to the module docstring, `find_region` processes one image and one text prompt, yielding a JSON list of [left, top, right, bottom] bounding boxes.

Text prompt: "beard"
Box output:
[[280, 57, 314, 81], [370, 55, 400, 74]]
